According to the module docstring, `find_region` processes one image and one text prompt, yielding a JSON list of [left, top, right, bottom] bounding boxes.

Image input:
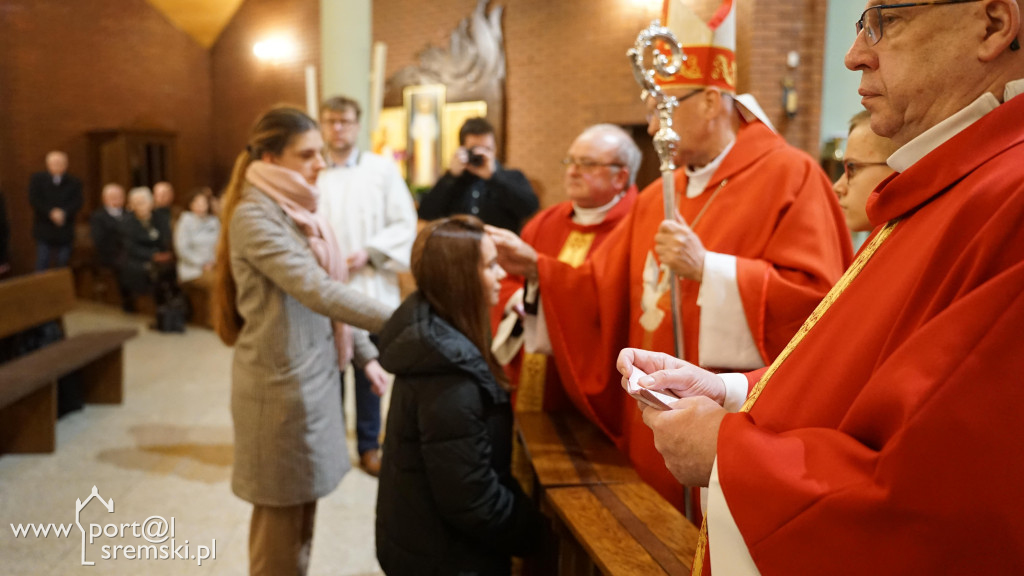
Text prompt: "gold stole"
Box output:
[[691, 220, 899, 576], [516, 230, 597, 412]]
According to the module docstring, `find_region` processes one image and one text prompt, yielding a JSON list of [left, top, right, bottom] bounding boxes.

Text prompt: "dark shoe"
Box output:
[[359, 450, 381, 477]]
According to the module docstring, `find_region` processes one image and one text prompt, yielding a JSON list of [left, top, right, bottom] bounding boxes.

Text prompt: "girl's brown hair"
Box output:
[[411, 216, 508, 388], [212, 106, 318, 345]]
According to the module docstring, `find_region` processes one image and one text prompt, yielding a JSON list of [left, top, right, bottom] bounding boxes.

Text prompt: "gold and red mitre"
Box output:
[[656, 0, 737, 94]]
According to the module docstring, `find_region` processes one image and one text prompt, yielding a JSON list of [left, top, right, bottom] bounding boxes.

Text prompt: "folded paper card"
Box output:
[[625, 366, 680, 410]]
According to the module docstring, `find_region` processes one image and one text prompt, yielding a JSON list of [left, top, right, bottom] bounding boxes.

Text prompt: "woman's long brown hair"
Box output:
[[211, 106, 318, 345], [411, 216, 508, 388]]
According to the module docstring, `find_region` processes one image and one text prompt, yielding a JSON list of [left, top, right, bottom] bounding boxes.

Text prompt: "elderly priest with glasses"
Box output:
[[615, 0, 1024, 574], [490, 124, 642, 413], [488, 0, 852, 520]]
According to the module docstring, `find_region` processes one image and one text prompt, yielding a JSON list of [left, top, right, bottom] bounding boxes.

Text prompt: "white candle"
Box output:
[[369, 42, 387, 132], [305, 64, 318, 119]]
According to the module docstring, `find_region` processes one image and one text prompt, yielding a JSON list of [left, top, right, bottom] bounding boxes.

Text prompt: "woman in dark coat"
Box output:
[[376, 216, 542, 576]]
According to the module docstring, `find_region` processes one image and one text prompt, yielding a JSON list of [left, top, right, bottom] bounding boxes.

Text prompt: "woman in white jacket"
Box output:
[[173, 191, 219, 284]]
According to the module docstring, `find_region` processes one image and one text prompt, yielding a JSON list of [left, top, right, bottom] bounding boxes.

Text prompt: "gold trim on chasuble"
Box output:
[[690, 219, 900, 576], [556, 231, 597, 268]]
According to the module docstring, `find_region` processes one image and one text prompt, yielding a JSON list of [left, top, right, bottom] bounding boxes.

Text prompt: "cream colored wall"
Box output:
[[321, 0, 372, 150], [820, 1, 866, 146]]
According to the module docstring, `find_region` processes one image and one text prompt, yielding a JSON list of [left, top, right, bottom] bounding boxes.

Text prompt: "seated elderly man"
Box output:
[[88, 183, 134, 310], [492, 123, 642, 411], [152, 181, 176, 241]]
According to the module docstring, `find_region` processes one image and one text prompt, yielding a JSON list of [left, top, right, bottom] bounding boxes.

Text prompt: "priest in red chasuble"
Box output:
[[491, 124, 641, 413], [489, 0, 852, 514], [619, 0, 1024, 574]]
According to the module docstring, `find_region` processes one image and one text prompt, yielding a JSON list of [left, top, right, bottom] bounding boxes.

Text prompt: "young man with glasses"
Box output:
[[489, 0, 853, 515], [316, 95, 418, 477], [833, 110, 898, 235], [621, 0, 1024, 573], [491, 124, 642, 415]]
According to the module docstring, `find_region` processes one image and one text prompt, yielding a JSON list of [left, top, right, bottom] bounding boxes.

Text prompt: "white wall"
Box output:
[[820, 1, 866, 147]]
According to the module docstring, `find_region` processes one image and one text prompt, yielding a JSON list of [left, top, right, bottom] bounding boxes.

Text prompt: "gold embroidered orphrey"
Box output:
[[690, 219, 900, 576], [557, 231, 597, 268]]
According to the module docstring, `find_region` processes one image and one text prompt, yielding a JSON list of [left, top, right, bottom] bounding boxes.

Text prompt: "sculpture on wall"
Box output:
[[385, 0, 507, 153]]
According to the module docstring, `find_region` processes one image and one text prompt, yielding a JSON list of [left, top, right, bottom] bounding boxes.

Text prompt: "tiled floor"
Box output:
[[0, 302, 385, 575]]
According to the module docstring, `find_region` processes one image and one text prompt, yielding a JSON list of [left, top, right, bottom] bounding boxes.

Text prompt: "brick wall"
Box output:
[[210, 0, 320, 187], [0, 0, 826, 274], [374, 0, 828, 207], [0, 0, 212, 274], [749, 0, 827, 155]]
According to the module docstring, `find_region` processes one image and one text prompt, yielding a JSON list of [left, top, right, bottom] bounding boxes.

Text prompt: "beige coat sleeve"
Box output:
[[231, 199, 394, 334]]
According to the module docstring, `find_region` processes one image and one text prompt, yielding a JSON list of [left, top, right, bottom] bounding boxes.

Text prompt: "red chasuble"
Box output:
[[538, 121, 853, 510], [492, 186, 639, 411], [715, 96, 1024, 574]]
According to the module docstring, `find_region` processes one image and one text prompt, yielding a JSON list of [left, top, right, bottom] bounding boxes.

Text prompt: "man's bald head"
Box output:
[[845, 0, 1023, 147], [153, 182, 174, 208], [101, 183, 125, 210], [45, 151, 68, 177]]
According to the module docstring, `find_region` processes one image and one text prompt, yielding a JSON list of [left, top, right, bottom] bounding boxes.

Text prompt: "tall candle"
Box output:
[[305, 64, 318, 119]]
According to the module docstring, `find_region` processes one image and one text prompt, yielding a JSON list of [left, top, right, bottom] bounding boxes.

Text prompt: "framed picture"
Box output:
[[403, 84, 446, 191], [442, 101, 488, 171], [373, 107, 408, 180]]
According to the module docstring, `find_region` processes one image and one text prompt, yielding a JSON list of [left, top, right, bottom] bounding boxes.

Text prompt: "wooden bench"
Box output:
[[516, 410, 698, 575], [0, 268, 136, 454]]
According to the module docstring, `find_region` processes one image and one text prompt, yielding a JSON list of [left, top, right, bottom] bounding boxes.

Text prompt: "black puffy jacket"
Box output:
[[376, 293, 542, 576]]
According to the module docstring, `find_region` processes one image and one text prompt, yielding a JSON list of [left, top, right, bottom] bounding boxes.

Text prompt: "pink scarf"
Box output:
[[246, 160, 353, 369]]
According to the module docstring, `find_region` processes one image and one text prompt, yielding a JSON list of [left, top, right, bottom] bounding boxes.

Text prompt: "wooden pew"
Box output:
[[516, 410, 699, 575], [0, 269, 136, 454], [515, 410, 640, 489], [181, 279, 213, 329]]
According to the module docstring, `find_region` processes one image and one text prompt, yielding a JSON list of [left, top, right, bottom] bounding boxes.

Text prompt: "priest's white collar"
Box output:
[[685, 138, 736, 199], [572, 191, 625, 226], [889, 78, 1024, 173]]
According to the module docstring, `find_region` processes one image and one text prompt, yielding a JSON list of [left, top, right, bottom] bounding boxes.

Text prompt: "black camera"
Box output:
[[467, 151, 486, 167]]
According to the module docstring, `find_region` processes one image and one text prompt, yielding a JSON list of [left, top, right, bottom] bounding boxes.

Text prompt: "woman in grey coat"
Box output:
[[212, 106, 394, 576]]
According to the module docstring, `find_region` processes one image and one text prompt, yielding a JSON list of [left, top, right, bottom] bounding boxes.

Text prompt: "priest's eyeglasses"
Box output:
[[844, 161, 889, 180], [856, 0, 981, 46], [561, 157, 623, 171]]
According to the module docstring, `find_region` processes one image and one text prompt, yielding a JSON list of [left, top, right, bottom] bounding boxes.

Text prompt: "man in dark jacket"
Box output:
[[29, 150, 82, 270], [417, 118, 539, 233], [89, 183, 134, 310], [152, 181, 175, 242]]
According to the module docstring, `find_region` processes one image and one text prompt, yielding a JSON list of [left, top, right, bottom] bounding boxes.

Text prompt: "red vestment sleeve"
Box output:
[[536, 209, 636, 445], [718, 260, 1024, 574], [734, 158, 852, 363]]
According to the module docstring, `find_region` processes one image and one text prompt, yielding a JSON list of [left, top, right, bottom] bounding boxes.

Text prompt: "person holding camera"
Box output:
[[418, 117, 538, 233]]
